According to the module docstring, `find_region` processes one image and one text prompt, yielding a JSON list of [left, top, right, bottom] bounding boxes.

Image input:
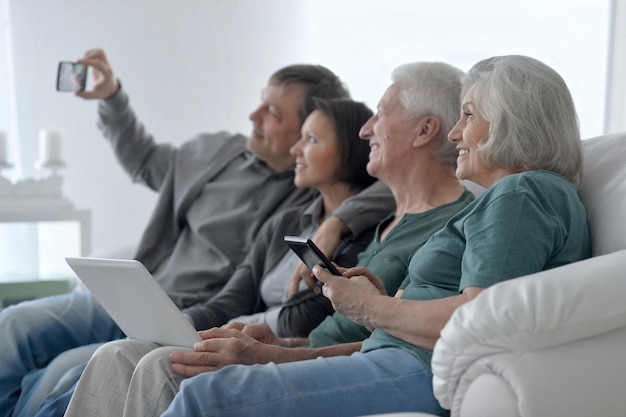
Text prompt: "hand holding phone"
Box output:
[[56, 61, 87, 92], [284, 236, 341, 276]]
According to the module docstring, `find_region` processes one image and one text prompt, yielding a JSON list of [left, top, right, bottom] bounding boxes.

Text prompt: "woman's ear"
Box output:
[[412, 116, 441, 147]]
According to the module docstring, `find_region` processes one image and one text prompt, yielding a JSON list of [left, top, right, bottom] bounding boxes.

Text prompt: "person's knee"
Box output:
[[91, 339, 161, 372], [136, 346, 182, 378], [91, 340, 136, 365], [0, 298, 52, 341]]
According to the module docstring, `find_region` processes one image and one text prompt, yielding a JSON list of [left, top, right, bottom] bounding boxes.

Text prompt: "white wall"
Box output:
[[304, 0, 610, 140], [3, 0, 613, 261], [5, 0, 308, 254]]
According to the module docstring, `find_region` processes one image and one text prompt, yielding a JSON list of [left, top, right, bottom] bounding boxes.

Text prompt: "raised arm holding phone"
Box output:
[[0, 48, 396, 417]]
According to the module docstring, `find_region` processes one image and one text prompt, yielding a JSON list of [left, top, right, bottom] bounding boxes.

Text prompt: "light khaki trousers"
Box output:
[[64, 339, 189, 417]]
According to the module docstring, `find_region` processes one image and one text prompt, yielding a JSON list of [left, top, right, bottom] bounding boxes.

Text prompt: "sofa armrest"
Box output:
[[457, 325, 626, 417], [432, 249, 626, 416], [458, 373, 518, 417]]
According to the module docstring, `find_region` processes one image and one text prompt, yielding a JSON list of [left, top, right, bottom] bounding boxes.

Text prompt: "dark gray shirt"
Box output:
[[152, 152, 298, 306]]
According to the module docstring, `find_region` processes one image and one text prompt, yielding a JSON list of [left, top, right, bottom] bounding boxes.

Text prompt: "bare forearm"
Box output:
[[280, 337, 310, 348], [270, 342, 363, 363], [363, 290, 483, 350], [364, 296, 457, 350]]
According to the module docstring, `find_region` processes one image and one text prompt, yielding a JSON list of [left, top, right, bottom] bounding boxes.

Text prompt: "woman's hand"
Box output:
[[76, 48, 120, 100], [314, 265, 386, 328], [287, 216, 347, 295], [287, 261, 316, 295]]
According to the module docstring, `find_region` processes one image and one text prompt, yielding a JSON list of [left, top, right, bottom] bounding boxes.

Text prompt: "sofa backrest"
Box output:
[[579, 132, 626, 256], [463, 132, 626, 256]]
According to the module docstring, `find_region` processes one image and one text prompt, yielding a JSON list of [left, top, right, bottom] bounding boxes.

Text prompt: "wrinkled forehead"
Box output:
[[377, 82, 404, 110], [259, 82, 308, 129], [261, 81, 306, 103], [461, 85, 476, 105]]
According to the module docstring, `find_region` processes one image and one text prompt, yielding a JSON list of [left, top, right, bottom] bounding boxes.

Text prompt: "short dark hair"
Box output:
[[269, 65, 350, 124], [312, 98, 376, 191]]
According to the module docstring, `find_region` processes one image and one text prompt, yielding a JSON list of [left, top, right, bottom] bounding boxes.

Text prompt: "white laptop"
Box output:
[[65, 257, 202, 348]]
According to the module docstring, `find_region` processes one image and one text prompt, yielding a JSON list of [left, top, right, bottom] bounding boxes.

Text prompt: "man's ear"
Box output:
[[412, 116, 441, 147]]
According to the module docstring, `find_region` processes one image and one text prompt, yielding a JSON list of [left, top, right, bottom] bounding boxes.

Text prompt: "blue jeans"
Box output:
[[0, 291, 124, 417], [34, 362, 87, 417], [162, 348, 447, 417], [15, 345, 98, 417]]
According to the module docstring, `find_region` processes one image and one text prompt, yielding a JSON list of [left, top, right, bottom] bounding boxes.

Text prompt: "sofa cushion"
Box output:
[[579, 132, 626, 255]]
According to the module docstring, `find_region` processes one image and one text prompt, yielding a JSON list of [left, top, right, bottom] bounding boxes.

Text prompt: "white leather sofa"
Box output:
[[363, 131, 626, 417]]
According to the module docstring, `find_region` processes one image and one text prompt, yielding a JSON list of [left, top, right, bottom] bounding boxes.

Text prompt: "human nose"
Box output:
[[249, 105, 262, 123], [359, 115, 376, 140], [447, 119, 462, 143], [290, 137, 304, 156]]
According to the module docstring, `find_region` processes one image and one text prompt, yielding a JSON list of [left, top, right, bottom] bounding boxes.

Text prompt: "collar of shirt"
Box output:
[[243, 151, 296, 181]]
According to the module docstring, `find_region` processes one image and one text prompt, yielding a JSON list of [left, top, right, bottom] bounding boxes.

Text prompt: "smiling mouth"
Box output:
[[458, 149, 469, 156], [251, 126, 263, 139]]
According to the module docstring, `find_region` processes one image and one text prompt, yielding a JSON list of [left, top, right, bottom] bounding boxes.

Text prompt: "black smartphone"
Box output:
[[284, 236, 341, 276], [56, 61, 87, 92]]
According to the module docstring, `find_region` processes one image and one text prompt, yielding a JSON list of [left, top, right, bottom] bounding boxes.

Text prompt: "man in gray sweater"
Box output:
[[0, 48, 393, 417]]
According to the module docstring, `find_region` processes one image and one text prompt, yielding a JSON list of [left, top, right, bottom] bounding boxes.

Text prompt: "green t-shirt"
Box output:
[[307, 190, 475, 347], [361, 170, 592, 373]]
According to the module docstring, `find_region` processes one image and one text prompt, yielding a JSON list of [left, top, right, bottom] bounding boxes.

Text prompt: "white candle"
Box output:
[[38, 129, 64, 164], [0, 132, 7, 164]]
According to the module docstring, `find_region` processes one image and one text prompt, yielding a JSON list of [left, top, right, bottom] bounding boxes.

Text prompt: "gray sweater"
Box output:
[[185, 202, 376, 330]]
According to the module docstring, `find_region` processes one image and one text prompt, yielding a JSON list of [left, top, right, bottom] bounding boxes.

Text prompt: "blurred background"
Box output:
[[0, 0, 622, 281]]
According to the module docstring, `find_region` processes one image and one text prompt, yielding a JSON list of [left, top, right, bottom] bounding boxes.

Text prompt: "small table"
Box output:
[[0, 202, 91, 256], [0, 200, 91, 306]]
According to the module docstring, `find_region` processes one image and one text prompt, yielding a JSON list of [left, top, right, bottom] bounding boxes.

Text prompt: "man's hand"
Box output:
[[223, 322, 288, 347], [76, 48, 120, 100], [314, 265, 386, 328], [169, 327, 276, 377]]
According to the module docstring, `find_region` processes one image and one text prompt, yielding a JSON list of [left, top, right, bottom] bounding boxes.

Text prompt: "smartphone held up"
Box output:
[[284, 236, 341, 276], [56, 61, 87, 92]]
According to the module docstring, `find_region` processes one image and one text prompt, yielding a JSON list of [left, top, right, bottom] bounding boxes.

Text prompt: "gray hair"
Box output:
[[391, 62, 464, 167], [464, 55, 583, 186]]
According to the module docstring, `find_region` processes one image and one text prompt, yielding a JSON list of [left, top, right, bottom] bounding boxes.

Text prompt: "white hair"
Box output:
[[391, 62, 464, 166], [465, 55, 583, 185]]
